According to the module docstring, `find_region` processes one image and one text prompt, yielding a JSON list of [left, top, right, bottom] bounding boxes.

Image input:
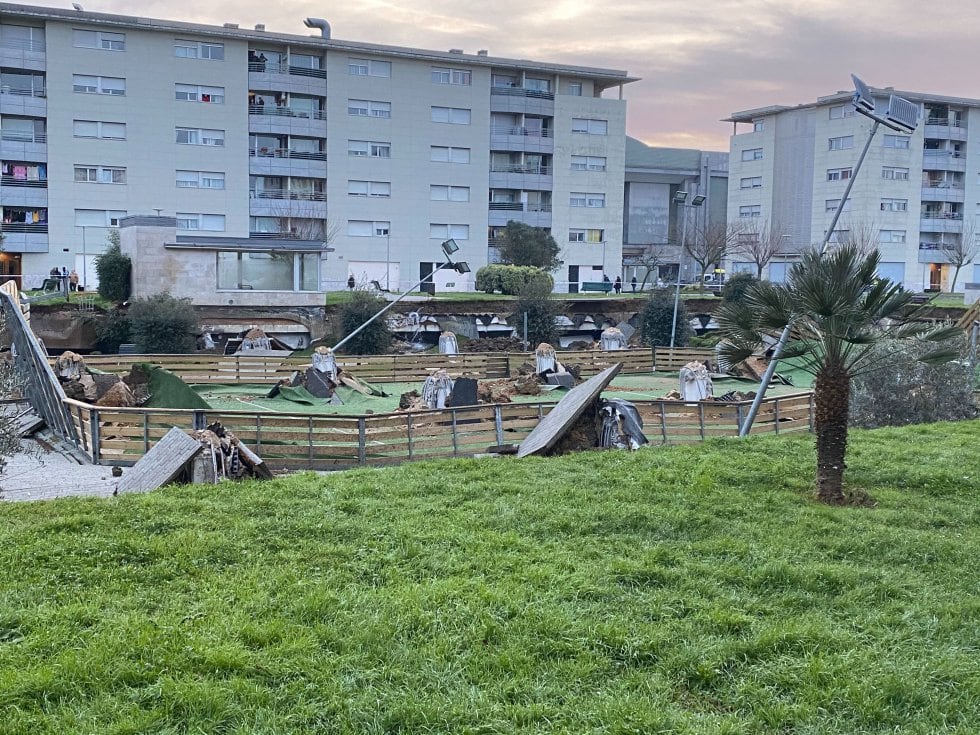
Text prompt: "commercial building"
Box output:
[[727, 87, 980, 291], [0, 2, 634, 300]]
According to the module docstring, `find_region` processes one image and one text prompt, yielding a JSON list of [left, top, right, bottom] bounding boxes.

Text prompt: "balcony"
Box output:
[[488, 202, 552, 228], [918, 243, 956, 264], [249, 196, 327, 220], [923, 118, 968, 142], [920, 212, 963, 233], [0, 229, 47, 252], [248, 60, 326, 79], [490, 87, 555, 117], [248, 104, 325, 120], [249, 188, 326, 202], [0, 38, 45, 72], [250, 146, 326, 161], [921, 150, 967, 172], [0, 174, 46, 188], [0, 132, 46, 162], [489, 163, 553, 191], [489, 125, 554, 155], [491, 85, 554, 101], [0, 86, 46, 117], [921, 185, 965, 203]]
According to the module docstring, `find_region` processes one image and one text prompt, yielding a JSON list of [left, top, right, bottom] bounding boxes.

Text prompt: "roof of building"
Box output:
[[624, 137, 727, 174], [0, 2, 637, 88], [726, 86, 980, 123]]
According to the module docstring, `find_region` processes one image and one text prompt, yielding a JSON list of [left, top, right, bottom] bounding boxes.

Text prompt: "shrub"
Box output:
[[497, 220, 561, 270], [639, 288, 691, 347], [849, 337, 977, 428], [127, 294, 198, 353], [513, 279, 560, 347], [95, 309, 131, 353], [475, 265, 553, 295], [721, 272, 758, 304], [94, 231, 131, 303], [336, 290, 391, 355]]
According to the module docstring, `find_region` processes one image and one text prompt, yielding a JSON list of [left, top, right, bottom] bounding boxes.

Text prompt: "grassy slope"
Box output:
[[1, 421, 978, 734]]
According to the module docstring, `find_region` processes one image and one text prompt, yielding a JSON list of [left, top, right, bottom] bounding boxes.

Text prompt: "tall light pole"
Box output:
[[738, 75, 918, 436], [670, 191, 705, 348]]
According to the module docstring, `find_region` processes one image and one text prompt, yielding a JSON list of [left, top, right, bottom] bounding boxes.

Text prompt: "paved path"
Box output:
[[0, 439, 119, 502]]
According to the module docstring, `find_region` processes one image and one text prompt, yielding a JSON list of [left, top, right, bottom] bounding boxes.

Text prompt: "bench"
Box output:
[[581, 281, 613, 293], [369, 279, 391, 293]]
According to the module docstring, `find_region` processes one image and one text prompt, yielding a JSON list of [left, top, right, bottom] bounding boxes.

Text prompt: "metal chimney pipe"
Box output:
[[303, 17, 331, 39]]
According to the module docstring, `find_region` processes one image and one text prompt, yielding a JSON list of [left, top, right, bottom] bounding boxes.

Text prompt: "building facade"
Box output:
[[0, 3, 634, 296], [623, 137, 728, 287], [727, 88, 980, 291]]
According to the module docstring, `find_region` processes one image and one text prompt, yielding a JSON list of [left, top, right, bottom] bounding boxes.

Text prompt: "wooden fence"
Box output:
[[63, 391, 814, 471], [68, 346, 718, 385]]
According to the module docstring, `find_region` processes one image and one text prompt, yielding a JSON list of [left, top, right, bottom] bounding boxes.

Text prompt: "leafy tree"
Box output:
[[513, 279, 560, 347], [336, 290, 391, 355], [639, 287, 691, 347], [128, 293, 199, 353], [720, 272, 758, 304], [94, 230, 131, 302], [498, 220, 561, 271], [716, 245, 961, 504]]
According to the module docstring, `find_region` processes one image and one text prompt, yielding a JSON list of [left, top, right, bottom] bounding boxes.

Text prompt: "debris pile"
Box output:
[[55, 351, 143, 407], [679, 361, 713, 401], [190, 421, 273, 483], [268, 346, 387, 405]]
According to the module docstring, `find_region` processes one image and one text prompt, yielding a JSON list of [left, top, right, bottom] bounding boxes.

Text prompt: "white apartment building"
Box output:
[[0, 3, 634, 300], [727, 87, 980, 292]]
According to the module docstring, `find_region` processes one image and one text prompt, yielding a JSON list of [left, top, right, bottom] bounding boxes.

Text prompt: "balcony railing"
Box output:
[[0, 222, 46, 232], [248, 61, 327, 79], [248, 104, 326, 120], [0, 131, 46, 144], [0, 175, 46, 187], [0, 86, 45, 97], [925, 117, 965, 128], [489, 164, 552, 175], [922, 182, 964, 189], [0, 39, 45, 53], [488, 202, 552, 212], [921, 212, 963, 220], [919, 243, 955, 250], [249, 147, 327, 161], [249, 230, 323, 240], [923, 150, 963, 158], [249, 188, 326, 201], [491, 85, 554, 101], [490, 124, 554, 138]]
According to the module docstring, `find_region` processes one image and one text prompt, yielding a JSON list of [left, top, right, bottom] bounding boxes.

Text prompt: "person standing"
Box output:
[[613, 276, 622, 294], [69, 269, 79, 292], [347, 274, 356, 291], [630, 275, 637, 293]]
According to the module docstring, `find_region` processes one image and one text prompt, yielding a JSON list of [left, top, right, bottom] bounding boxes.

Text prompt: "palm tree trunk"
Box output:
[[814, 365, 850, 503]]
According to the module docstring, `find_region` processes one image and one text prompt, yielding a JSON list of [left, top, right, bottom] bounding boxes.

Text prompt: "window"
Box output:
[[176, 170, 225, 189], [829, 136, 854, 150], [570, 192, 605, 208], [176, 213, 225, 231], [879, 229, 907, 243], [430, 185, 470, 202], [829, 104, 855, 119], [570, 156, 607, 172], [74, 209, 126, 227], [753, 121, 765, 132], [740, 176, 762, 189], [175, 84, 224, 103], [566, 82, 582, 96], [348, 180, 391, 197], [883, 134, 911, 149], [176, 127, 224, 146], [741, 148, 763, 161], [72, 75, 125, 95], [174, 39, 224, 60], [348, 58, 390, 77], [430, 145, 470, 164], [348, 140, 391, 158], [74, 165, 126, 184], [348, 220, 390, 237], [73, 29, 125, 51], [348, 99, 391, 118], [571, 118, 608, 135], [882, 166, 909, 180], [825, 199, 851, 212], [568, 229, 604, 243], [431, 67, 471, 85], [880, 198, 908, 212], [431, 106, 471, 124], [827, 167, 852, 181], [525, 77, 551, 92], [73, 120, 126, 140], [429, 223, 469, 240], [739, 205, 762, 217], [217, 251, 318, 292]]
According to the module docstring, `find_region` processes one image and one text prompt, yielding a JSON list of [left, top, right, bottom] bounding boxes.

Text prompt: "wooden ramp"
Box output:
[[517, 363, 621, 458], [116, 427, 202, 494]]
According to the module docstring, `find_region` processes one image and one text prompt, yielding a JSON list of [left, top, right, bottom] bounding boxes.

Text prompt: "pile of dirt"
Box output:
[[461, 336, 525, 353]]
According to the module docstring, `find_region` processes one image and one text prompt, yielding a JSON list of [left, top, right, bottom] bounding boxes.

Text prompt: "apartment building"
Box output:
[[623, 137, 728, 286], [0, 3, 634, 300], [727, 87, 980, 291]]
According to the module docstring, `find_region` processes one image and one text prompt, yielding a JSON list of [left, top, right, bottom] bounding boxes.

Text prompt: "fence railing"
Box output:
[[63, 391, 815, 469]]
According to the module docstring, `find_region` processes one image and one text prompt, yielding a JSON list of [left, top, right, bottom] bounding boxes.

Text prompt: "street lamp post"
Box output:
[[669, 191, 705, 348]]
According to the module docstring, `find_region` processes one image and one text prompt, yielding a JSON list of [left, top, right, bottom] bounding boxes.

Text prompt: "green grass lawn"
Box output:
[[2, 421, 978, 733]]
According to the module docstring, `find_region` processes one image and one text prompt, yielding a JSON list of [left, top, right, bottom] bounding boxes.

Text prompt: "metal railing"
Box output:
[[0, 222, 47, 232], [248, 104, 326, 120], [921, 211, 963, 220], [249, 188, 326, 201], [0, 131, 46, 144], [923, 150, 963, 158], [490, 124, 554, 138], [0, 86, 45, 97], [248, 61, 327, 78], [0, 175, 46, 187], [249, 147, 326, 161], [491, 86, 555, 101], [489, 164, 552, 175], [925, 117, 965, 128], [488, 202, 552, 212], [0, 38, 46, 53]]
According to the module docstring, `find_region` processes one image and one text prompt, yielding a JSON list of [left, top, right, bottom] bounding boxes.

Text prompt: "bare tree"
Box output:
[[734, 222, 786, 278], [270, 201, 340, 244], [625, 242, 668, 290], [686, 222, 741, 290], [943, 221, 980, 292], [831, 219, 879, 256]]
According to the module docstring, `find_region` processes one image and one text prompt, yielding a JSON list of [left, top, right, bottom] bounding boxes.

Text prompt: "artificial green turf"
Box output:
[[1, 421, 978, 733], [142, 364, 211, 410]]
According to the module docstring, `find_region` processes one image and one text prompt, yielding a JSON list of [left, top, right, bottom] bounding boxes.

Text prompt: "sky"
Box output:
[[24, 0, 980, 151]]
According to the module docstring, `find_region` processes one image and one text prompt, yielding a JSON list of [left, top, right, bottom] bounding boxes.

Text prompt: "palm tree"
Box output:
[[716, 245, 961, 503]]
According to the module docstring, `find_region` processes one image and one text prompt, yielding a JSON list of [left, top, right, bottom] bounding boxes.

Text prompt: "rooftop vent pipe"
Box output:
[[304, 17, 331, 39]]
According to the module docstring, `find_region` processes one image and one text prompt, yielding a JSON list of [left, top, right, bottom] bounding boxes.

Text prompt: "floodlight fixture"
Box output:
[[672, 191, 688, 204], [441, 238, 459, 257], [850, 74, 918, 134], [691, 194, 706, 206], [453, 261, 471, 274], [850, 74, 875, 113]]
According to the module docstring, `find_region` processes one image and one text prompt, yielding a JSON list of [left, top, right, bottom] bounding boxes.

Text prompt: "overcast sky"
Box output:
[[29, 0, 980, 151]]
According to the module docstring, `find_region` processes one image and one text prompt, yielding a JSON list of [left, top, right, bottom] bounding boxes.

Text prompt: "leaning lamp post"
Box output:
[[332, 239, 469, 352], [669, 191, 705, 348], [737, 75, 919, 436]]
